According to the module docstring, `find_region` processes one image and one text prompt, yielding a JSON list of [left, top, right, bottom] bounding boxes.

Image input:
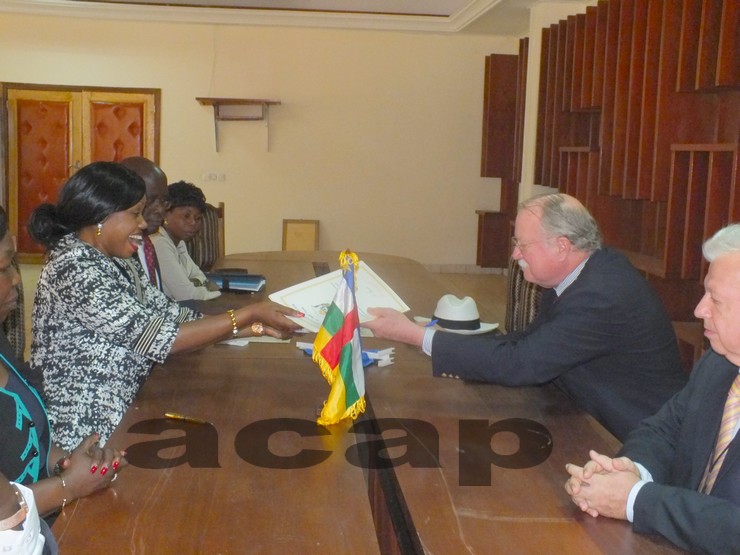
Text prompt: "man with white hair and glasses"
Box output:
[[364, 193, 687, 440]]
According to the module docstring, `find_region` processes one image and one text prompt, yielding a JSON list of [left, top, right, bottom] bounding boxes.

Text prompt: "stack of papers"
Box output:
[[268, 261, 410, 332]]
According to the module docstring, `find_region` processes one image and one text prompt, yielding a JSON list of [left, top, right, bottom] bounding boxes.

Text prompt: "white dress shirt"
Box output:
[[149, 228, 221, 301]]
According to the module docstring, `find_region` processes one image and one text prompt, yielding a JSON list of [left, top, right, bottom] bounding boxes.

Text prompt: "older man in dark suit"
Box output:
[[364, 193, 687, 440], [565, 223, 740, 553]]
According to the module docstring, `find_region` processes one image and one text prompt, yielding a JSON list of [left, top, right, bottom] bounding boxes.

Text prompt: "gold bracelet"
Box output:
[[58, 475, 67, 511], [227, 309, 239, 336]]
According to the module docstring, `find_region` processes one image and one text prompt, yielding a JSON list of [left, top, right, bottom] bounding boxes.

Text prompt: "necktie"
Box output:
[[142, 235, 160, 289], [700, 373, 740, 493]]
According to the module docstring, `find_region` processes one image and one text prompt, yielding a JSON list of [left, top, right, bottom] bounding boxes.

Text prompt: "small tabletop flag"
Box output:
[[313, 250, 366, 426]]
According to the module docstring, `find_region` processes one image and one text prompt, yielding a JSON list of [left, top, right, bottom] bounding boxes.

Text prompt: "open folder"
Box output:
[[269, 260, 409, 332]]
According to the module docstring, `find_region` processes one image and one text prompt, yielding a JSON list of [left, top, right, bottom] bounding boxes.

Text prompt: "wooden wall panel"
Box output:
[[696, 0, 724, 90], [476, 42, 529, 267], [576, 150, 591, 201], [551, 21, 567, 185], [571, 14, 586, 111], [650, 1, 683, 201], [715, 0, 739, 87], [598, 0, 621, 194], [535, 27, 551, 186], [677, 0, 703, 92], [480, 54, 518, 180], [562, 16, 576, 112], [581, 8, 597, 109], [730, 149, 740, 222], [513, 38, 529, 186], [681, 151, 709, 279], [608, 0, 635, 195], [703, 149, 733, 249], [635, 0, 664, 199], [590, 1, 609, 109], [622, 0, 649, 199], [533, 0, 739, 322]]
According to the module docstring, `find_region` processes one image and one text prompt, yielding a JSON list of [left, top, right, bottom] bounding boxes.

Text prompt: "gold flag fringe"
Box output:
[[317, 395, 366, 427]]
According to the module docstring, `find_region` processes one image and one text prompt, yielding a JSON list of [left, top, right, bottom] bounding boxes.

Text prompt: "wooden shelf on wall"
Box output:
[[196, 97, 281, 151]]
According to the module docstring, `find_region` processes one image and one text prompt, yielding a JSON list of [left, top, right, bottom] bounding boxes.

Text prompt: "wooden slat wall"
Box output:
[[477, 38, 530, 267], [534, 0, 739, 323]]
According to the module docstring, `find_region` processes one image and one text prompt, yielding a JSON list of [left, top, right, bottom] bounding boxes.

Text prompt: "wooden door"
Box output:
[[5, 86, 158, 261], [7, 89, 82, 260], [82, 91, 156, 164]]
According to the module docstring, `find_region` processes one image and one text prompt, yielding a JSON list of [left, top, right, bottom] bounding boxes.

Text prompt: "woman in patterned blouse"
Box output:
[[0, 205, 125, 553], [28, 162, 301, 451]]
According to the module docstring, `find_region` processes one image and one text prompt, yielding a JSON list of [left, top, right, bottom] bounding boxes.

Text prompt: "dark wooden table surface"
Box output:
[[53, 251, 680, 554]]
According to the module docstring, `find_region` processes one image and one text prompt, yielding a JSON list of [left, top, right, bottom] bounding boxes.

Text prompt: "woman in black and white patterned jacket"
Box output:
[[27, 162, 301, 451]]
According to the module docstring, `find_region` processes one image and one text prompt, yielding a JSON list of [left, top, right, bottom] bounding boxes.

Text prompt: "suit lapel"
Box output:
[[692, 353, 739, 485]]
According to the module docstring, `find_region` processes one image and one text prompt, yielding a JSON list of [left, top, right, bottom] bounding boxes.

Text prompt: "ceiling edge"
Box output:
[[0, 0, 502, 33]]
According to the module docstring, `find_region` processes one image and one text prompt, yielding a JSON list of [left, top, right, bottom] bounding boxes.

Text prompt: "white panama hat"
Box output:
[[414, 294, 499, 335]]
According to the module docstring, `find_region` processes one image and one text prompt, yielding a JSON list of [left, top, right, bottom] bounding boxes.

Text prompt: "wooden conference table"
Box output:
[[53, 251, 679, 554]]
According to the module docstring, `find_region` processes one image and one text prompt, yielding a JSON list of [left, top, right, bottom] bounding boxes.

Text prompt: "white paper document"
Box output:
[[269, 261, 410, 332]]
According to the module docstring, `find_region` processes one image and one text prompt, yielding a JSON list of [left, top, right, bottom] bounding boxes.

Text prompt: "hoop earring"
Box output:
[[96, 223, 103, 236]]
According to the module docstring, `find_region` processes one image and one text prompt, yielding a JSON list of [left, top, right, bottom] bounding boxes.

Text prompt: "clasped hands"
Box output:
[[55, 434, 127, 501], [564, 449, 640, 520]]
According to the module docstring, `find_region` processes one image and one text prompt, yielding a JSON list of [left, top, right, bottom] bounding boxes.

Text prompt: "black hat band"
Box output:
[[433, 316, 481, 331]]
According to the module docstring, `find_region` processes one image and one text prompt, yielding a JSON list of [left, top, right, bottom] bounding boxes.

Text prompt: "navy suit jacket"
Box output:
[[621, 349, 740, 553], [431, 247, 687, 440]]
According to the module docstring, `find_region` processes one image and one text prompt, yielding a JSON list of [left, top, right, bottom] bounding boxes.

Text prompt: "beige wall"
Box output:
[[0, 4, 590, 267], [1, 2, 589, 356]]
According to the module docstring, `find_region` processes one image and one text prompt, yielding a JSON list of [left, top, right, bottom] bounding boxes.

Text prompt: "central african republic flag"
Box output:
[[313, 250, 366, 426]]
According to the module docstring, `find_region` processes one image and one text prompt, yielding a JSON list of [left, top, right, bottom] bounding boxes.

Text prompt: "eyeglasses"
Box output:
[[511, 237, 548, 252]]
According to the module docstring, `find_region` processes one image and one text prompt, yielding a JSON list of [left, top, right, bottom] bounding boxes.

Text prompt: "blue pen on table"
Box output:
[[425, 319, 439, 327]]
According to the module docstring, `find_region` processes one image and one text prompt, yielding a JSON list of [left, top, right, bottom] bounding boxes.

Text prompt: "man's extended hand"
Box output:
[[362, 307, 426, 347]]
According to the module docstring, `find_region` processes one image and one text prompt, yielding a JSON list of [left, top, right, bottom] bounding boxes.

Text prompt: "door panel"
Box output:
[[7, 90, 82, 260], [83, 91, 156, 163], [5, 86, 158, 261]]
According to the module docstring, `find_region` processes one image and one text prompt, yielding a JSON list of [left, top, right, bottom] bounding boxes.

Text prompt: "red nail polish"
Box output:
[[90, 465, 98, 473], [100, 467, 108, 476], [112, 461, 119, 470]]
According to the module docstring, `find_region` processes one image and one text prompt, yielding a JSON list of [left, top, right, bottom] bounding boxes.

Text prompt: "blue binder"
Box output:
[[206, 271, 266, 293]]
